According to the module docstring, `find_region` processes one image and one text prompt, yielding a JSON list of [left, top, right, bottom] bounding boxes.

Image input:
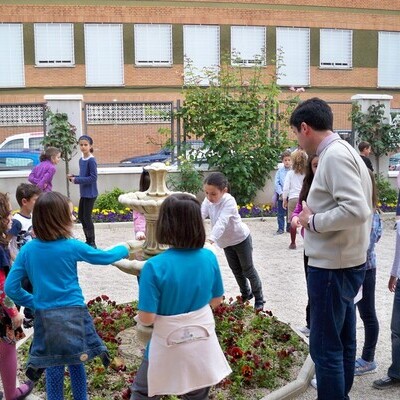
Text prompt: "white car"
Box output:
[[0, 132, 44, 151]]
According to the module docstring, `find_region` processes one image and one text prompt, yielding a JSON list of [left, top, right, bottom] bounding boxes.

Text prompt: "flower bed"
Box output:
[[72, 202, 397, 223], [18, 296, 308, 400]]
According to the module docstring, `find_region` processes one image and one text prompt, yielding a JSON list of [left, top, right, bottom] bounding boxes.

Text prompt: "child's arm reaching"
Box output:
[[210, 296, 223, 309], [4, 258, 34, 311], [135, 311, 156, 326], [208, 196, 237, 243]]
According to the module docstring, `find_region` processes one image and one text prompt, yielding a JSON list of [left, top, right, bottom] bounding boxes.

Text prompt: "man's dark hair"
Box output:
[[156, 193, 205, 249], [358, 141, 371, 152], [290, 98, 334, 131], [16, 183, 42, 207]]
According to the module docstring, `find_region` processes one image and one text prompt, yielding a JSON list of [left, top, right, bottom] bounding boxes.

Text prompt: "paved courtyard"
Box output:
[[9, 215, 400, 399], [75, 216, 399, 400]]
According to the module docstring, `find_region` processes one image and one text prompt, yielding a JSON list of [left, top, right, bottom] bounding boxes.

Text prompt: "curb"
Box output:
[[261, 355, 315, 400]]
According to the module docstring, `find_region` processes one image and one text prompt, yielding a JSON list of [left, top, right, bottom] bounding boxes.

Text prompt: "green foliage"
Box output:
[[42, 110, 77, 164], [42, 109, 78, 197], [95, 188, 127, 212], [375, 174, 398, 205], [176, 53, 297, 204], [351, 103, 400, 174], [167, 157, 203, 194]]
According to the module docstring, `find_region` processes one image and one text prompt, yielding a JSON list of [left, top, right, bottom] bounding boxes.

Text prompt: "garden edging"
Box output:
[[261, 354, 314, 400]]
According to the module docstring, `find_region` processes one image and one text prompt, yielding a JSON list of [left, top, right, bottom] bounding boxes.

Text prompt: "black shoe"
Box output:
[[274, 229, 284, 235], [254, 299, 266, 311], [373, 375, 400, 390], [23, 317, 34, 329], [242, 292, 254, 302]]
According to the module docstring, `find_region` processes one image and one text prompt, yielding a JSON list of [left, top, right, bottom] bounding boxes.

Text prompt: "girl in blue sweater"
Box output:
[[5, 191, 128, 400], [68, 135, 98, 248]]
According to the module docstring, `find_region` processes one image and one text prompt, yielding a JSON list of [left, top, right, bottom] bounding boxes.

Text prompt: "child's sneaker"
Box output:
[[254, 299, 266, 311], [310, 374, 317, 389], [354, 358, 377, 376], [23, 317, 34, 329], [298, 326, 310, 337]]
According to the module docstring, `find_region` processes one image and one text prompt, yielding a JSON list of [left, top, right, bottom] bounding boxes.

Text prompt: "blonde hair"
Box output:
[[291, 150, 308, 174]]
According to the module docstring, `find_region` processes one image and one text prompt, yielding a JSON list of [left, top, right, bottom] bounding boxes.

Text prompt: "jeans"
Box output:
[[356, 268, 379, 362], [276, 199, 288, 232], [131, 359, 210, 400], [303, 252, 310, 329], [388, 279, 400, 379], [223, 235, 264, 304], [308, 265, 365, 400]]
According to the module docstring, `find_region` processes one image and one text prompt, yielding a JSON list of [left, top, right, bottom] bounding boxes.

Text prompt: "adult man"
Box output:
[[358, 141, 374, 171], [292, 98, 372, 400]]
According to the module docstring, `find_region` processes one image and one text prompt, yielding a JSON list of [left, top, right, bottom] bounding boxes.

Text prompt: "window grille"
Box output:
[[276, 27, 310, 87], [231, 26, 266, 67], [320, 29, 352, 69], [86, 103, 172, 125], [34, 23, 74, 67], [0, 104, 44, 127], [134, 24, 172, 66], [0, 24, 25, 88], [378, 31, 400, 88], [183, 25, 220, 86], [84, 24, 124, 87]]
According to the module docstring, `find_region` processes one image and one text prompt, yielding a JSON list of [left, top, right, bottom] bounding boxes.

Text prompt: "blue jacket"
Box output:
[[74, 156, 98, 198], [274, 165, 290, 196]]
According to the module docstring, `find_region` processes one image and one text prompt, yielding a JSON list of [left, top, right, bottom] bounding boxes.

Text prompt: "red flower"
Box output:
[[101, 294, 109, 301], [228, 346, 244, 359], [241, 365, 253, 380], [263, 361, 272, 370]]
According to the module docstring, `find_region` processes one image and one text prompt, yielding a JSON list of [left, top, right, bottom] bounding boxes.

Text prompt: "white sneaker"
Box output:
[[298, 326, 310, 337], [311, 375, 317, 389]]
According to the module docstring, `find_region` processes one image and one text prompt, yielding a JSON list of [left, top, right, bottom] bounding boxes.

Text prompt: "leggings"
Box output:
[[78, 197, 96, 245], [46, 364, 87, 400], [0, 341, 17, 400]]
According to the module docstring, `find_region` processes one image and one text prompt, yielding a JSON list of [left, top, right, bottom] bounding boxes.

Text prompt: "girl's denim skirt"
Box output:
[[26, 306, 109, 381]]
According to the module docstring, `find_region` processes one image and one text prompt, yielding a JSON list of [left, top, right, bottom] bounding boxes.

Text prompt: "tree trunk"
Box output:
[[65, 161, 71, 198]]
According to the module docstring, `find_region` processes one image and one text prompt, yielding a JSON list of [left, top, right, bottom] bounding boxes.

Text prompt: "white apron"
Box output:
[[148, 305, 232, 397]]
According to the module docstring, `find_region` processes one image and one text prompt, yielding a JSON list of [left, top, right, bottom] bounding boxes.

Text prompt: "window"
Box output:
[[183, 25, 220, 86], [34, 23, 74, 67], [84, 24, 124, 87], [0, 24, 25, 88], [231, 26, 266, 66], [276, 27, 310, 87], [134, 24, 172, 66], [86, 103, 172, 124], [320, 29, 352, 69], [378, 31, 400, 88]]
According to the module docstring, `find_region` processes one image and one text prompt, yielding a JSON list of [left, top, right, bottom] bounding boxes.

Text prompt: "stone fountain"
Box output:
[[113, 162, 172, 347], [113, 162, 172, 276]]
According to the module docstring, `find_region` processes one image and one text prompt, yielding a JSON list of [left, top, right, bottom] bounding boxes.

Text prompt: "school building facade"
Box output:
[[0, 0, 400, 164]]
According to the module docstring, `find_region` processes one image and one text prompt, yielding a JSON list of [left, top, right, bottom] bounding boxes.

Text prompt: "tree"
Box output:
[[42, 110, 77, 197], [176, 54, 297, 204], [351, 103, 400, 175]]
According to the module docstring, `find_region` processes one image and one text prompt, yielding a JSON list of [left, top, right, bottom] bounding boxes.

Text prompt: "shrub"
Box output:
[[375, 174, 398, 205], [167, 157, 203, 194], [95, 188, 127, 212]]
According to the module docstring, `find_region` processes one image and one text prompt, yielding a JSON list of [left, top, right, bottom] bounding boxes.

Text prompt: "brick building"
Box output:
[[0, 0, 399, 163]]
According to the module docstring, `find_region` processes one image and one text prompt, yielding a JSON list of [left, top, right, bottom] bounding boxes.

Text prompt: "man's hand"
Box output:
[[299, 201, 313, 228], [388, 275, 397, 292]]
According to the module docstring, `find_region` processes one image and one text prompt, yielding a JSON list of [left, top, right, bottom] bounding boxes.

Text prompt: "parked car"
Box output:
[[120, 147, 172, 166], [389, 152, 400, 171], [0, 149, 41, 170], [0, 132, 44, 151], [119, 140, 205, 166]]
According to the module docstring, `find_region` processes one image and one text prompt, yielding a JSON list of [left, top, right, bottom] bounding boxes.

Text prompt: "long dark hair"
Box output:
[[298, 154, 318, 203], [156, 193, 205, 249], [33, 192, 73, 241]]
